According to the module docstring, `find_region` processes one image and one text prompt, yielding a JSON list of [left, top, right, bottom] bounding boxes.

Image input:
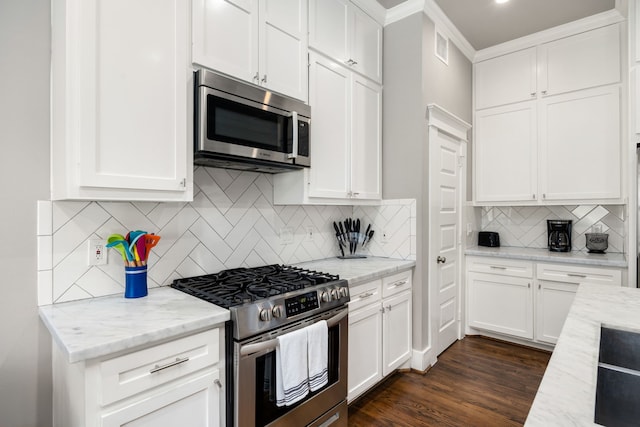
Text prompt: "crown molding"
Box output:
[[474, 9, 626, 62], [384, 0, 476, 62], [351, 0, 387, 25]]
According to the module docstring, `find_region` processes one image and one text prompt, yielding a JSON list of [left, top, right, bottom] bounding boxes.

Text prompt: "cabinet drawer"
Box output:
[[466, 256, 534, 278], [382, 270, 412, 298], [536, 263, 621, 286], [99, 328, 220, 406], [349, 279, 382, 312]]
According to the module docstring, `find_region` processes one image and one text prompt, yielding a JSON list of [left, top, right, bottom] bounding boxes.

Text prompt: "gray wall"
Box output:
[[382, 12, 472, 354], [0, 0, 53, 426]]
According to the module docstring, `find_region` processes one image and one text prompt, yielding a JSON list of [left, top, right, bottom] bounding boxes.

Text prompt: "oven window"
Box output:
[[207, 95, 287, 153], [254, 326, 340, 426]]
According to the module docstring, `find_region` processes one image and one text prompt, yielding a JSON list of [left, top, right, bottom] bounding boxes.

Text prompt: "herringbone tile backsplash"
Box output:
[[478, 205, 625, 252], [37, 167, 416, 304]]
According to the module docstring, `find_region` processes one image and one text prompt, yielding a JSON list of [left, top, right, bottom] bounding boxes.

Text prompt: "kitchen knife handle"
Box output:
[[288, 111, 298, 159]]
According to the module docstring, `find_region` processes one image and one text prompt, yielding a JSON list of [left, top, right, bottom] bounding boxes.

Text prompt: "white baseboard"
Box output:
[[411, 346, 437, 372]]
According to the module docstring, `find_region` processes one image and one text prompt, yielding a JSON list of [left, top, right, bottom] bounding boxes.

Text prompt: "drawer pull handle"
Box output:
[[150, 357, 190, 374], [490, 266, 507, 270], [567, 273, 587, 278], [391, 280, 407, 288], [359, 292, 375, 299], [214, 379, 222, 388]]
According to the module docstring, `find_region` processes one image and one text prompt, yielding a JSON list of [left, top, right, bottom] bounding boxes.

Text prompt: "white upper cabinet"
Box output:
[[273, 52, 381, 204], [539, 85, 621, 201], [473, 23, 622, 205], [539, 24, 620, 97], [51, 0, 192, 201], [475, 47, 537, 110], [309, 0, 382, 83], [193, 0, 308, 102], [474, 101, 537, 203]]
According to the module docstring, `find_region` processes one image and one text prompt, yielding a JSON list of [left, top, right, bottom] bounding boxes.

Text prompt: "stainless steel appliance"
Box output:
[[172, 265, 349, 427], [194, 70, 311, 173], [478, 231, 500, 247], [547, 220, 572, 252]]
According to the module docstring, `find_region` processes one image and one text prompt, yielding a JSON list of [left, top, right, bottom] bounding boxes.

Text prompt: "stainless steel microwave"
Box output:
[[194, 69, 311, 173]]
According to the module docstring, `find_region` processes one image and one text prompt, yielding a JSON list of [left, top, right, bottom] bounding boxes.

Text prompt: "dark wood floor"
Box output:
[[348, 336, 551, 427]]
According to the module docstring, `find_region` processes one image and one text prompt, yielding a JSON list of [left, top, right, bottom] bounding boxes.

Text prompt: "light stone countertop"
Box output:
[[39, 286, 229, 364], [294, 256, 416, 286], [465, 246, 627, 268], [525, 283, 640, 426]]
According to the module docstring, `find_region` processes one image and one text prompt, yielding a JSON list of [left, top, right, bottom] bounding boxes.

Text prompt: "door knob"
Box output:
[[437, 256, 446, 264]]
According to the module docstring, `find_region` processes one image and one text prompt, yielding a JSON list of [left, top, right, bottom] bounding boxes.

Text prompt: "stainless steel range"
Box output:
[[172, 265, 350, 427]]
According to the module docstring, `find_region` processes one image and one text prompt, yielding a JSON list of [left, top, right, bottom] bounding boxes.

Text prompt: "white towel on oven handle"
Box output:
[[276, 327, 309, 407], [307, 320, 328, 392]]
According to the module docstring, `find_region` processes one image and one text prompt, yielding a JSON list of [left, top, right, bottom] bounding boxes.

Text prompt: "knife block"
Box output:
[[337, 231, 368, 259]]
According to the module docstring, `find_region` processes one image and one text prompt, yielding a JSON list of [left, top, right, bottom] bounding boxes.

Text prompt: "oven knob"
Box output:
[[330, 289, 339, 300], [272, 305, 284, 318], [321, 291, 331, 303], [339, 287, 349, 298], [259, 308, 271, 322]]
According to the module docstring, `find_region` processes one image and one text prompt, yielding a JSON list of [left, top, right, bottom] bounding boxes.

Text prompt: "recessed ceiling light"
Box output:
[[496, 0, 510, 3]]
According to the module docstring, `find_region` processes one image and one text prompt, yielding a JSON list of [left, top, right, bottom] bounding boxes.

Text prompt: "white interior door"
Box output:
[[430, 128, 464, 356]]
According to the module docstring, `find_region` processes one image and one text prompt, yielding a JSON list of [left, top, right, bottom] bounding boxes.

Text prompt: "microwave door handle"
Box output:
[[288, 111, 298, 159]]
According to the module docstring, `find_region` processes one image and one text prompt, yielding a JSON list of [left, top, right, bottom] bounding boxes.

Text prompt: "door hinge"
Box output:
[[180, 178, 186, 188], [458, 155, 465, 168]]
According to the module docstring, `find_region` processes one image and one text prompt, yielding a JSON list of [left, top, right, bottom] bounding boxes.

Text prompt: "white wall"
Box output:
[[0, 0, 53, 425]]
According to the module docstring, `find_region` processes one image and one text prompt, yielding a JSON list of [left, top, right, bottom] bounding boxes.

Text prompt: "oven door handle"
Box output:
[[240, 309, 348, 356]]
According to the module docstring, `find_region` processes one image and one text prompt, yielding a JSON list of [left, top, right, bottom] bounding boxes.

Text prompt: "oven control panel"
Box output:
[[284, 291, 319, 317]]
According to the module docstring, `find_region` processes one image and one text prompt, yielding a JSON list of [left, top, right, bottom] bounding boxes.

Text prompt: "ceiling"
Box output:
[[376, 0, 617, 50]]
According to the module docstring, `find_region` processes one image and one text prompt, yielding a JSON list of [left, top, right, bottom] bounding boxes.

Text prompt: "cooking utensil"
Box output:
[[107, 235, 135, 267], [128, 230, 147, 266], [144, 234, 161, 263]]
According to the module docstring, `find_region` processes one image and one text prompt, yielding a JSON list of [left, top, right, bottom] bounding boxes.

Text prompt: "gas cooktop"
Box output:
[[171, 264, 341, 309]]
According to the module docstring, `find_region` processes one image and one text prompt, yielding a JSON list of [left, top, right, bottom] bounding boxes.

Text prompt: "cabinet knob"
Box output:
[[530, 92, 536, 97], [532, 194, 536, 199], [541, 90, 547, 95], [214, 379, 222, 388], [253, 72, 259, 82], [437, 256, 446, 264], [386, 304, 392, 311], [261, 75, 267, 84]]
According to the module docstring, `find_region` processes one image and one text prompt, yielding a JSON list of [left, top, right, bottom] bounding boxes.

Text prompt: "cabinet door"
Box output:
[[55, 0, 191, 200], [350, 74, 382, 200], [467, 272, 533, 339], [474, 101, 537, 203], [308, 0, 349, 64], [539, 24, 620, 97], [100, 370, 221, 427], [192, 0, 259, 84], [382, 291, 412, 376], [259, 0, 308, 101], [535, 280, 578, 345], [539, 85, 621, 201], [308, 53, 351, 199], [475, 47, 537, 109], [348, 303, 382, 403], [350, 6, 382, 83]]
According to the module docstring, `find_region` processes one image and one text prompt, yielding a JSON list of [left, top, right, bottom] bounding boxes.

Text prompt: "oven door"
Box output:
[[197, 87, 310, 167], [235, 307, 348, 427]]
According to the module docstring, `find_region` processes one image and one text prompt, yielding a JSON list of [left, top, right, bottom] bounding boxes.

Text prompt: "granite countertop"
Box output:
[[525, 283, 640, 426], [39, 287, 229, 364], [465, 246, 627, 268], [294, 256, 416, 286]]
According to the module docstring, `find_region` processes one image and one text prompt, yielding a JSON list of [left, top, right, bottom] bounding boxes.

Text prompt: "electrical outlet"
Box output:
[[305, 226, 314, 242], [88, 239, 107, 266], [280, 227, 294, 244]]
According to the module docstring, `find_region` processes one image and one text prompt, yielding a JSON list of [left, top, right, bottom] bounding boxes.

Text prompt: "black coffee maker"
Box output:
[[547, 220, 572, 252]]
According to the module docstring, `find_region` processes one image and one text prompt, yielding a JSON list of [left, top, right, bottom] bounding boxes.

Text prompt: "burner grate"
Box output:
[[170, 264, 340, 308]]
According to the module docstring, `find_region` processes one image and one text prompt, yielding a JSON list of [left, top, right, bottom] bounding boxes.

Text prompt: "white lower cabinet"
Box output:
[[466, 256, 622, 347], [52, 328, 224, 427], [347, 270, 412, 403]]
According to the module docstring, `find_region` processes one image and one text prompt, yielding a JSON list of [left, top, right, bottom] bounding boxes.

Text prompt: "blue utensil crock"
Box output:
[[124, 265, 148, 298]]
